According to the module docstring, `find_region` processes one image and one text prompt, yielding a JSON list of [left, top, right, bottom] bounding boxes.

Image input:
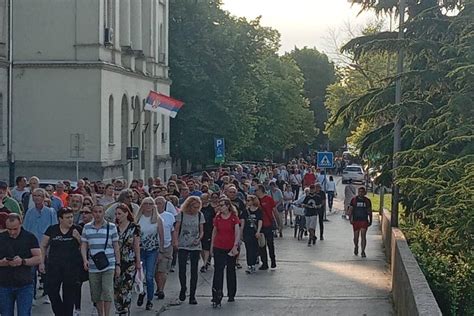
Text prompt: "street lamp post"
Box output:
[[7, 0, 14, 187], [391, 0, 405, 227]]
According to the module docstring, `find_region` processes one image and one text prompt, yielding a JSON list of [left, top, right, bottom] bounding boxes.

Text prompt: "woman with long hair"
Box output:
[[114, 204, 141, 315], [174, 196, 205, 305], [167, 180, 180, 198], [210, 197, 240, 307], [135, 197, 164, 310], [240, 195, 263, 274]]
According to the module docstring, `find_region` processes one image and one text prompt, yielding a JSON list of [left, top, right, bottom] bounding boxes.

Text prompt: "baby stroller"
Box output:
[[292, 203, 306, 240]]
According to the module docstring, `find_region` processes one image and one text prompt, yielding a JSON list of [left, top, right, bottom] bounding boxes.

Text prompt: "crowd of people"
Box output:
[[0, 157, 373, 316]]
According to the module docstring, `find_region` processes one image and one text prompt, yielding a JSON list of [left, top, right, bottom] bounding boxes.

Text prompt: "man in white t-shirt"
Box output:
[[154, 197, 176, 300]]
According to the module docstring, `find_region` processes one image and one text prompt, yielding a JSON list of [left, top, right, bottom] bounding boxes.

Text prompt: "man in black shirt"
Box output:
[[349, 187, 372, 258], [39, 207, 83, 316], [0, 213, 41, 316], [302, 184, 326, 246]]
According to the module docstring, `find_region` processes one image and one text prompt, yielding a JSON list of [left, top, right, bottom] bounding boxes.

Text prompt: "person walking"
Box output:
[[154, 197, 176, 300], [302, 167, 316, 188], [174, 196, 205, 305], [135, 197, 164, 308], [199, 194, 215, 273], [349, 187, 373, 258], [289, 169, 302, 199], [255, 185, 280, 270], [240, 195, 263, 274], [10, 176, 28, 204], [97, 184, 116, 207], [39, 208, 82, 316], [301, 184, 324, 246], [326, 176, 337, 212], [80, 205, 121, 316], [0, 181, 21, 215], [269, 181, 284, 237], [23, 188, 58, 303], [105, 189, 139, 222], [344, 179, 357, 219], [0, 213, 42, 316], [114, 204, 141, 314], [283, 184, 294, 227], [210, 197, 240, 307], [314, 184, 327, 240]]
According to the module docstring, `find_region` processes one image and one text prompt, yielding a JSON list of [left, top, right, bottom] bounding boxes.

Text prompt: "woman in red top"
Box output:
[[210, 197, 240, 307]]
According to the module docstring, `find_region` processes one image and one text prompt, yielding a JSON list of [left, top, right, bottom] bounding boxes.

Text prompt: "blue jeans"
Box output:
[[327, 191, 335, 210], [140, 249, 158, 302], [0, 283, 34, 316]]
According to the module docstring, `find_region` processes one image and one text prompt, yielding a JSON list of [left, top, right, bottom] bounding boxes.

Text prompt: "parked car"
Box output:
[[342, 165, 365, 184]]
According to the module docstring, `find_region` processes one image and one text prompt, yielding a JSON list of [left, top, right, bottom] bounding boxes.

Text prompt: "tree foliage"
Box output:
[[287, 47, 336, 149], [169, 0, 315, 165], [338, 1, 474, 314], [325, 24, 396, 154]]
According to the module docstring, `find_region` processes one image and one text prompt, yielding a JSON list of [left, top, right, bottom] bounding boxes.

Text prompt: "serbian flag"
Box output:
[[144, 91, 184, 118]]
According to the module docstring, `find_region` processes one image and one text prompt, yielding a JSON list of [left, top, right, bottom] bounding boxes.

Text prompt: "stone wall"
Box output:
[[380, 210, 442, 316]]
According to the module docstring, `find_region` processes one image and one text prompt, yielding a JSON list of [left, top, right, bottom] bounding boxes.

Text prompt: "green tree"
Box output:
[[169, 0, 316, 166], [325, 23, 395, 154], [287, 47, 336, 150], [338, 1, 473, 314], [169, 0, 278, 166], [247, 56, 316, 159]]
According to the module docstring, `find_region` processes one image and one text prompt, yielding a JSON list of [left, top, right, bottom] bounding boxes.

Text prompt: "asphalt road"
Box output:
[[33, 176, 393, 315]]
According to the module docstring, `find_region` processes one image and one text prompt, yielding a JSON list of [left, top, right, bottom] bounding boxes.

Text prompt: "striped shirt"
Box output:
[[81, 220, 118, 273]]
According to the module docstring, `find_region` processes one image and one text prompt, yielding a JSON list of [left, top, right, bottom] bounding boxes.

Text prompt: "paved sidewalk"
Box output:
[[33, 185, 393, 315]]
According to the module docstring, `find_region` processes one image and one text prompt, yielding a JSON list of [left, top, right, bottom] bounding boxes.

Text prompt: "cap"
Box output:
[[0, 181, 8, 190]]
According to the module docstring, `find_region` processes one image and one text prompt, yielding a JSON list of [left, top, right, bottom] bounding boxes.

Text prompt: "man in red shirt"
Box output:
[[255, 185, 280, 270], [303, 167, 316, 188]]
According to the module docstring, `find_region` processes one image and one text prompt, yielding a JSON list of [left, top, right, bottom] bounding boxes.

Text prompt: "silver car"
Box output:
[[342, 165, 365, 184]]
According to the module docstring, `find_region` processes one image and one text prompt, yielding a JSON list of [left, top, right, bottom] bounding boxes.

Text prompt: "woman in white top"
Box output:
[[283, 184, 294, 227], [326, 176, 337, 212], [135, 197, 164, 310]]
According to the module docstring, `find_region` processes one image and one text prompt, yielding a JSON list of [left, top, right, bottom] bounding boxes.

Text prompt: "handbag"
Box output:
[[91, 222, 110, 270], [134, 263, 144, 294]]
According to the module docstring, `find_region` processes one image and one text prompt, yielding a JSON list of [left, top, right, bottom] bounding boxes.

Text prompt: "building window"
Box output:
[[158, 23, 166, 64], [108, 95, 114, 143], [105, 0, 113, 28]]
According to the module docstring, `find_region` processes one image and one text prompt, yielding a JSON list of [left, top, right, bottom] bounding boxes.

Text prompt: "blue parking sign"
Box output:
[[317, 152, 334, 168], [214, 138, 225, 164]]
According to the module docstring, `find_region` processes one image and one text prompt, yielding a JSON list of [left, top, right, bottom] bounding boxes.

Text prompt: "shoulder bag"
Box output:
[[91, 222, 110, 270]]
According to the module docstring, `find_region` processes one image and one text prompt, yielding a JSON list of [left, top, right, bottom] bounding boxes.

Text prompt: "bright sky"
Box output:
[[221, 0, 379, 58]]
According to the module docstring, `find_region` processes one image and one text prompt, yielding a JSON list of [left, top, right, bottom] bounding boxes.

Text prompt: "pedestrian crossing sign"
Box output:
[[317, 152, 334, 168]]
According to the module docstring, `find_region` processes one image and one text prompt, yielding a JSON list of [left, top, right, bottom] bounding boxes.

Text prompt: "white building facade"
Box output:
[[0, 0, 172, 182]]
